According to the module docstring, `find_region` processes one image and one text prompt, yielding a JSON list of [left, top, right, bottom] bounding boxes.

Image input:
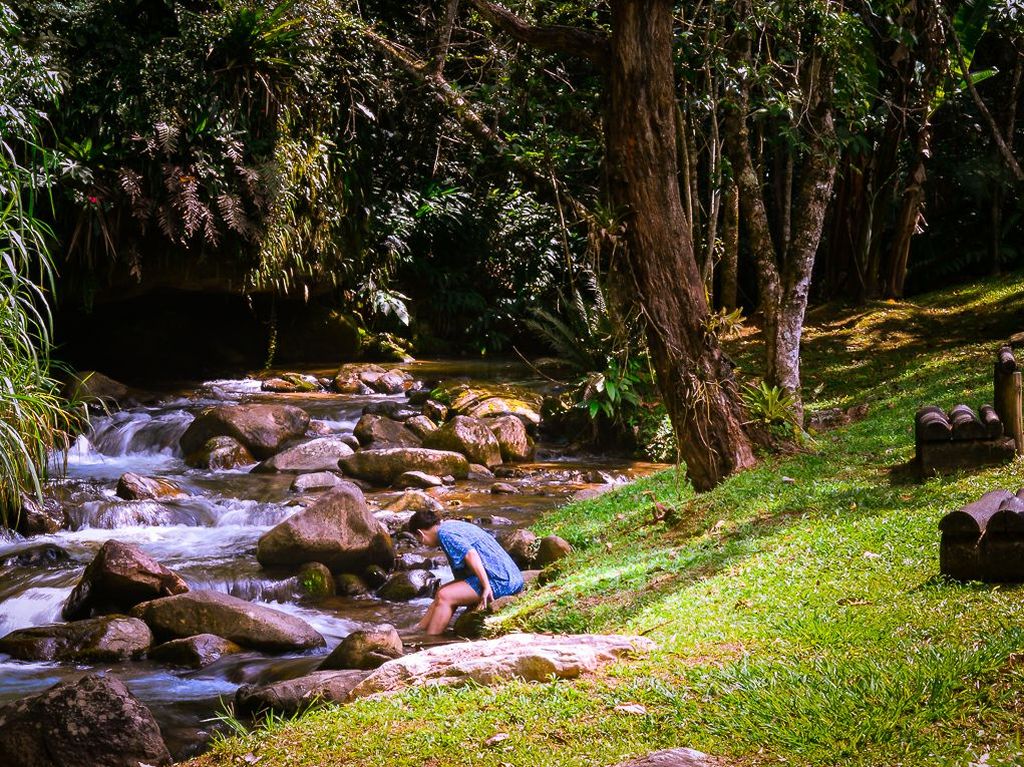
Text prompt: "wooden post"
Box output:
[[994, 347, 1024, 454]]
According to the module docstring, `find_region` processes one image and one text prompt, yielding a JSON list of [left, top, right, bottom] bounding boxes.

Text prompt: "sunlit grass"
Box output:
[[191, 271, 1024, 767]]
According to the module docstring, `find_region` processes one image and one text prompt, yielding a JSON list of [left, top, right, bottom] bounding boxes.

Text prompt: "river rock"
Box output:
[[535, 535, 573, 568], [354, 414, 421, 448], [468, 463, 495, 480], [349, 633, 654, 699], [369, 370, 410, 395], [385, 489, 444, 514], [63, 539, 189, 620], [489, 415, 535, 462], [404, 414, 439, 439], [1, 543, 70, 569], [608, 749, 721, 767], [180, 403, 310, 460], [297, 561, 335, 599], [115, 472, 187, 501], [362, 401, 420, 421], [291, 471, 344, 493], [185, 435, 255, 469], [0, 673, 171, 767], [497, 528, 538, 569], [339, 447, 469, 485], [16, 494, 68, 536], [377, 570, 437, 602], [131, 589, 324, 651], [374, 509, 414, 535], [423, 416, 503, 467], [491, 482, 519, 495], [0, 616, 153, 662], [335, 573, 371, 597], [334, 363, 384, 393], [257, 483, 395, 573], [149, 633, 242, 668], [422, 399, 449, 423], [397, 470, 443, 489], [261, 373, 320, 393], [253, 437, 355, 473], [436, 381, 543, 426], [320, 625, 403, 670], [63, 370, 130, 408], [235, 670, 369, 716]]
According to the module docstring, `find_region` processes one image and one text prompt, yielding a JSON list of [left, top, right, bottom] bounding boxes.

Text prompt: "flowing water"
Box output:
[[0, 360, 661, 760]]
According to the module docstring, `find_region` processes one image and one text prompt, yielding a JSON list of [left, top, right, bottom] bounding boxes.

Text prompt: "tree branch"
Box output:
[[463, 0, 610, 70]]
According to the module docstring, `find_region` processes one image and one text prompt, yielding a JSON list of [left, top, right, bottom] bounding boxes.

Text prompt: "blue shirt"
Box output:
[[437, 520, 524, 597]]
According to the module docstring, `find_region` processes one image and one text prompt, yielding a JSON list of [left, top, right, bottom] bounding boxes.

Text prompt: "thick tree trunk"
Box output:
[[607, 0, 755, 490]]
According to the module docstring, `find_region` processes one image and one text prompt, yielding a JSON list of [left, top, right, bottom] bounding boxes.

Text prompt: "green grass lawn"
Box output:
[[190, 273, 1024, 767]]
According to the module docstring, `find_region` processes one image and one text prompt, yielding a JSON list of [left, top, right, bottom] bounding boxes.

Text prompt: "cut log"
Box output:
[[949, 405, 987, 441], [915, 408, 952, 442], [987, 495, 1024, 536], [979, 404, 1003, 438], [997, 345, 1017, 373], [939, 490, 1013, 538], [993, 362, 1023, 452]]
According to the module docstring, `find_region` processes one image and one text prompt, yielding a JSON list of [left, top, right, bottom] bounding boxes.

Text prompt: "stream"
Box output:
[[0, 360, 661, 761]]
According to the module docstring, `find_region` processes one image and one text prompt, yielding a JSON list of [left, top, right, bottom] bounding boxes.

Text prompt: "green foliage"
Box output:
[[0, 3, 78, 526], [741, 380, 802, 441]]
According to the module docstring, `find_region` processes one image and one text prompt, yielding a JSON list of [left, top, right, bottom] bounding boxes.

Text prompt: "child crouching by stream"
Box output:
[[407, 509, 524, 635]]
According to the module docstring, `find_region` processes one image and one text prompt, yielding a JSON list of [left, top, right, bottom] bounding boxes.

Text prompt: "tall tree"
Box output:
[[458, 0, 757, 489]]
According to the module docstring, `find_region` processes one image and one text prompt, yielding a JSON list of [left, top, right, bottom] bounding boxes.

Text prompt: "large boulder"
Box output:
[[252, 437, 355, 473], [488, 415, 535, 462], [404, 415, 439, 440], [422, 416, 503, 468], [339, 448, 469, 486], [291, 471, 345, 493], [0, 674, 171, 767], [115, 472, 187, 501], [62, 371, 130, 408], [130, 590, 324, 652], [353, 414, 421, 448], [435, 381, 543, 426], [0, 616, 152, 662], [320, 625, 403, 670], [334, 363, 385, 394], [180, 403, 310, 460], [63, 539, 189, 620], [235, 670, 369, 716], [257, 483, 394, 573], [149, 633, 242, 668], [349, 633, 654, 698], [184, 435, 254, 469]]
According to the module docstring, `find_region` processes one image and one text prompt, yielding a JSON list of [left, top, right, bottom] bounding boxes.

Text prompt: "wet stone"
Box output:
[[320, 624, 403, 670], [149, 633, 242, 668]]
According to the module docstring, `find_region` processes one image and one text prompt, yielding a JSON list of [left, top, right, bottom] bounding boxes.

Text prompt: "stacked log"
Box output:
[[940, 489, 1024, 582], [994, 345, 1023, 452]]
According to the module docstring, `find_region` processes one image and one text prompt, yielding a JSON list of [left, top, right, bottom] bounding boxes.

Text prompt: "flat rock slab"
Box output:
[[0, 615, 152, 662], [610, 748, 721, 767], [349, 633, 654, 699], [340, 447, 469, 486], [253, 437, 355, 473], [0, 673, 171, 767], [131, 590, 324, 652], [236, 670, 369, 715]]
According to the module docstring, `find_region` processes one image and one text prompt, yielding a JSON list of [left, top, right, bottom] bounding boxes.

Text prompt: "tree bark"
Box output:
[[606, 0, 755, 489], [720, 181, 739, 310]]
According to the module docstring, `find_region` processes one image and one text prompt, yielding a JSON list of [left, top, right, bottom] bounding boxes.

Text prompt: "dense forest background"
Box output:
[[1, 0, 1023, 505]]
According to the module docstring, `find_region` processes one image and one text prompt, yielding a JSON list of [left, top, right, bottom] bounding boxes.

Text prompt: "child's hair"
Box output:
[[408, 508, 441, 534]]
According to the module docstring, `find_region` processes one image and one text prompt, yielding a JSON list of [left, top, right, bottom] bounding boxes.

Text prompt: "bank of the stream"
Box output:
[[190, 273, 1024, 767]]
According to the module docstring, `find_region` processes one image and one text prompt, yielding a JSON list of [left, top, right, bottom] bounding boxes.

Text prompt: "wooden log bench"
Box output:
[[939, 489, 1024, 582], [915, 345, 1023, 478]]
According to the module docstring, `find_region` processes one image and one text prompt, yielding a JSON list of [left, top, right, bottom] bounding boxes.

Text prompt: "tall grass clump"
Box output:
[[0, 4, 77, 527]]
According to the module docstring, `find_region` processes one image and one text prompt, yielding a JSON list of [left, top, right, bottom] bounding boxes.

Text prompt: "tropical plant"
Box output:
[[741, 381, 804, 443], [0, 3, 79, 527]]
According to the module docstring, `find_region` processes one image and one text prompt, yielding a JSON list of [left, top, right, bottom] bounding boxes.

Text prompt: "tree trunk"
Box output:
[[607, 0, 755, 490], [720, 181, 739, 310]]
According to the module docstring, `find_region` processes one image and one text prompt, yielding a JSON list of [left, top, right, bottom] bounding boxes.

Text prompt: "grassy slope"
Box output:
[[191, 274, 1024, 767]]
